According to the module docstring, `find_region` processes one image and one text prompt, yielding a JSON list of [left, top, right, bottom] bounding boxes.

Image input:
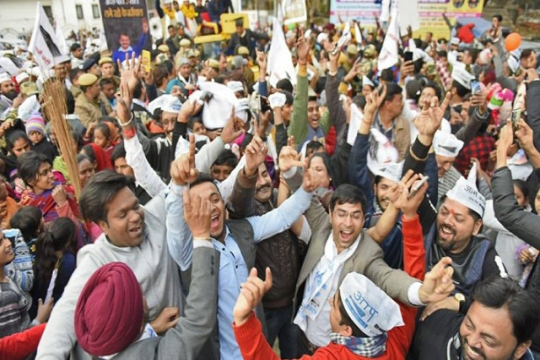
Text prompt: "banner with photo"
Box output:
[[99, 0, 152, 64], [282, 0, 308, 25], [329, 0, 485, 39]]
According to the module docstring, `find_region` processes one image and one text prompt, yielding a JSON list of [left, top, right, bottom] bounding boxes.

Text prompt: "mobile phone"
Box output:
[[404, 51, 413, 62], [511, 109, 521, 131], [514, 67, 523, 77], [408, 176, 429, 199], [260, 96, 271, 113], [471, 80, 481, 95]]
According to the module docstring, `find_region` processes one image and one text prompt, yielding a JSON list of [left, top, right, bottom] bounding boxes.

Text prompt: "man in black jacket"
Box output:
[[410, 277, 539, 360], [225, 19, 266, 57]]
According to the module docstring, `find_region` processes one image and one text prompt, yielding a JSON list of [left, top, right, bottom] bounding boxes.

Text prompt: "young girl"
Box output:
[[25, 116, 57, 163], [30, 217, 77, 319], [92, 122, 118, 157]]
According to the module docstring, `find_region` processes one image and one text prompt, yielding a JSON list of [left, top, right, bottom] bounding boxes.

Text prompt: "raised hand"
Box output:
[[418, 257, 455, 304], [515, 119, 535, 153], [278, 144, 304, 173], [52, 185, 68, 206], [256, 49, 267, 69], [302, 160, 321, 192], [183, 187, 211, 239], [244, 121, 268, 177], [170, 134, 198, 186], [233, 267, 272, 326], [416, 92, 451, 138], [296, 29, 310, 63], [178, 99, 203, 124], [117, 53, 141, 95], [363, 86, 385, 118], [220, 106, 244, 144]]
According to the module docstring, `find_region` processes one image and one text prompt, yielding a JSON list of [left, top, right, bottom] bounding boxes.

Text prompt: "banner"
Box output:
[[99, 0, 151, 64], [330, 0, 485, 39], [282, 0, 308, 25], [28, 2, 68, 70]]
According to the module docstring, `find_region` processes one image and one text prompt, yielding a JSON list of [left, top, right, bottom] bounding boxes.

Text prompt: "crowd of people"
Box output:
[[0, 1, 540, 359]]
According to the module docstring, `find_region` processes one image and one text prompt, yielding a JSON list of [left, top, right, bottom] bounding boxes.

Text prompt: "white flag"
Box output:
[[354, 22, 362, 45], [380, 0, 391, 22], [28, 2, 66, 70], [468, 161, 477, 185], [377, 8, 400, 70], [55, 24, 69, 57], [398, 0, 420, 35], [267, 18, 297, 87]]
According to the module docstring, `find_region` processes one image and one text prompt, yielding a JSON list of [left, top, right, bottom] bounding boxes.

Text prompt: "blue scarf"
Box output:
[[329, 332, 388, 358]]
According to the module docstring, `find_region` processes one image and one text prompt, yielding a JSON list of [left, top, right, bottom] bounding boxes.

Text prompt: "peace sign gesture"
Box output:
[[171, 134, 199, 186]]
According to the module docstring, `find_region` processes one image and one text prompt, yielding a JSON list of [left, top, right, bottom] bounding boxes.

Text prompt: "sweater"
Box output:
[[233, 216, 425, 360], [0, 322, 46, 360], [36, 195, 182, 359]]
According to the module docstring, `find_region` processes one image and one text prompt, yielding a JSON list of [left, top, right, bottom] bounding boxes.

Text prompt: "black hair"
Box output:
[[16, 151, 51, 187], [452, 80, 470, 98], [69, 68, 84, 83], [94, 122, 112, 141], [79, 170, 135, 224], [422, 81, 442, 101], [99, 77, 115, 88], [163, 60, 174, 75], [329, 184, 368, 214], [381, 82, 403, 105], [513, 179, 529, 200], [380, 68, 395, 83], [212, 149, 238, 168], [309, 153, 333, 186], [77, 153, 91, 165], [337, 292, 365, 337], [190, 172, 219, 192], [168, 25, 175, 30], [472, 277, 540, 344], [437, 50, 448, 59], [276, 78, 294, 94], [133, 78, 144, 100], [6, 130, 30, 155], [110, 142, 127, 164], [188, 117, 204, 130], [466, 49, 479, 64], [153, 64, 170, 87], [352, 95, 367, 111], [306, 140, 324, 155], [520, 49, 534, 61], [34, 217, 77, 286], [493, 14, 503, 22], [9, 206, 43, 243], [81, 144, 96, 163]]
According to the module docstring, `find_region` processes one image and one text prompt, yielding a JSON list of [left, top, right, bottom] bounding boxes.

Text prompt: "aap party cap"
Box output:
[[446, 176, 486, 217], [433, 130, 464, 158], [339, 272, 404, 337]]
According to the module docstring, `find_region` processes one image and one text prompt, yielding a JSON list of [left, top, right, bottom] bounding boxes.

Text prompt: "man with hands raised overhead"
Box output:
[[166, 129, 321, 360], [232, 174, 456, 360]]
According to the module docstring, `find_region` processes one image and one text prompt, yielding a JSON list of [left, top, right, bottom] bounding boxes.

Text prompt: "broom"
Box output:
[[41, 78, 82, 200]]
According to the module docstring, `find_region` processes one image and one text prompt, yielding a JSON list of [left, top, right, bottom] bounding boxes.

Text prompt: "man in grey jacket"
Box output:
[[74, 187, 219, 360]]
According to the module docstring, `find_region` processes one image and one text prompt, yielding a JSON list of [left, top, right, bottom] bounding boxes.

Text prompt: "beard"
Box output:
[[3, 90, 17, 101]]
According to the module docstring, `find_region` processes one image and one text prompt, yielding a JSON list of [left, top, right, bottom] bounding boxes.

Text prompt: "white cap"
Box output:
[[367, 128, 399, 175], [316, 32, 328, 44], [16, 72, 29, 84], [450, 37, 460, 46], [18, 96, 41, 123], [163, 0, 173, 3], [362, 75, 374, 88], [0, 72, 12, 84], [268, 92, 286, 109], [198, 81, 240, 130], [375, 162, 403, 184], [27, 67, 42, 77], [340, 272, 404, 337], [446, 176, 486, 217], [227, 81, 244, 94], [148, 94, 182, 114], [452, 65, 474, 90], [236, 97, 250, 123], [433, 130, 464, 158]]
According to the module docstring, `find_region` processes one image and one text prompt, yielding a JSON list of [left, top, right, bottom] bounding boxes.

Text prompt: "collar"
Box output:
[[132, 98, 147, 110]]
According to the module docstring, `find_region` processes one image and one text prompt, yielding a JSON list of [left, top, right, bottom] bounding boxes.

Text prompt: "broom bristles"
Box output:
[[42, 79, 82, 200]]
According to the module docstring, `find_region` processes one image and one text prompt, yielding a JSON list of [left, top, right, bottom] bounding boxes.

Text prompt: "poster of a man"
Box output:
[[112, 18, 149, 64]]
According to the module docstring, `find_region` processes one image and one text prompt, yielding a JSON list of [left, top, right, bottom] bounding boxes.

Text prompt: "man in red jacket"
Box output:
[[232, 176, 456, 360], [458, 23, 475, 44]]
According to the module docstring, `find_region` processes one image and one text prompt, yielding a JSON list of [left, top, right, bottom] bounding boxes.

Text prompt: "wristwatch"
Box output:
[[454, 293, 465, 313]]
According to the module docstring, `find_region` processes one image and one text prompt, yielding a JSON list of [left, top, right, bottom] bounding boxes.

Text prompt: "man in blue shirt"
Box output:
[[166, 134, 319, 360], [112, 19, 149, 65]]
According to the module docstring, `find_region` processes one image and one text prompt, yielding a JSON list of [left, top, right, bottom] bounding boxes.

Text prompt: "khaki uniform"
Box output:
[[75, 92, 113, 126], [71, 85, 82, 99]]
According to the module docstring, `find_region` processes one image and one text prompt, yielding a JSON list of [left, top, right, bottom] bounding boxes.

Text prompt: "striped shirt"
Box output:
[[438, 166, 463, 206]]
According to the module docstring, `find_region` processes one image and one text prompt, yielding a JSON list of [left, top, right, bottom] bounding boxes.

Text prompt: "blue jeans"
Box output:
[[265, 304, 299, 358]]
